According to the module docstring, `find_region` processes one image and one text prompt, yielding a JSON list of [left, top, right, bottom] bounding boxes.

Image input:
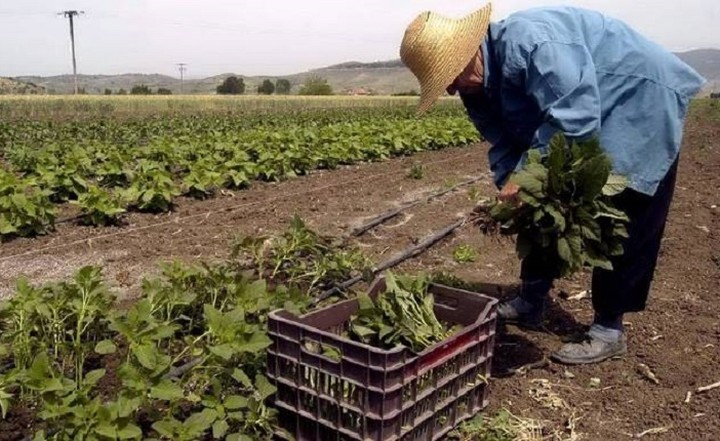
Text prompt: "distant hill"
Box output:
[[0, 77, 45, 95], [13, 49, 720, 95], [675, 49, 720, 94]]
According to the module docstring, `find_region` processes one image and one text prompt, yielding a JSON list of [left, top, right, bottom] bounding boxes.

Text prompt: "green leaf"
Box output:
[[255, 374, 276, 400], [95, 340, 117, 355], [150, 379, 184, 401], [575, 155, 611, 200], [152, 419, 179, 437], [231, 368, 253, 388], [224, 395, 248, 410], [116, 423, 143, 440], [183, 409, 217, 437], [511, 171, 544, 197], [585, 247, 614, 270], [84, 369, 106, 387], [557, 237, 572, 263], [133, 343, 158, 370], [212, 420, 229, 439], [208, 344, 235, 361], [94, 424, 118, 439], [115, 396, 141, 419], [602, 174, 629, 196]]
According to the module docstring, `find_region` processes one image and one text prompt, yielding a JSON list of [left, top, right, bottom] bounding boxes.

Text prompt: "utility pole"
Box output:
[[59, 10, 84, 95], [176, 63, 187, 94]]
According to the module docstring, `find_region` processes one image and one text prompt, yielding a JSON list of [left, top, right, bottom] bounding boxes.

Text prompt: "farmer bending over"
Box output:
[[399, 4, 705, 364]]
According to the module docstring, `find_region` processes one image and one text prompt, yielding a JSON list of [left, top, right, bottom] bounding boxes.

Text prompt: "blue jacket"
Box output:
[[461, 6, 706, 195]]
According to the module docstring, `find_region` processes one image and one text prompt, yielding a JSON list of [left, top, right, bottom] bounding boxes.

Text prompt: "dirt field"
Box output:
[[1, 112, 718, 440]]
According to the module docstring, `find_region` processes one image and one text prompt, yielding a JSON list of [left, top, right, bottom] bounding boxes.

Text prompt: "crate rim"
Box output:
[[267, 278, 499, 361]]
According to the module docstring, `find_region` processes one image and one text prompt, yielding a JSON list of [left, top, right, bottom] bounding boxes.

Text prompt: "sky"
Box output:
[[1, 0, 718, 78]]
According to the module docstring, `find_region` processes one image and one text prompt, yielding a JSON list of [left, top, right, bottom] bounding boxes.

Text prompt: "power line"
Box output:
[[176, 63, 187, 94], [58, 10, 84, 95]]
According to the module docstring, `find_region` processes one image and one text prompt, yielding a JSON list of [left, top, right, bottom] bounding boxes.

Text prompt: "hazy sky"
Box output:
[[1, 0, 718, 78]]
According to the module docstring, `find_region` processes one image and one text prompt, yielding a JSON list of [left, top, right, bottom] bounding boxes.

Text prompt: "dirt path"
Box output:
[[1, 115, 718, 439]]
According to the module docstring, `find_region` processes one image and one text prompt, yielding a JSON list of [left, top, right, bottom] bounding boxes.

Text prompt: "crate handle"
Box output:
[[301, 338, 343, 364]]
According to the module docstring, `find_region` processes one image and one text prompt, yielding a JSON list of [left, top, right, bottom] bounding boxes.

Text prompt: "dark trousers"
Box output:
[[521, 158, 679, 317]]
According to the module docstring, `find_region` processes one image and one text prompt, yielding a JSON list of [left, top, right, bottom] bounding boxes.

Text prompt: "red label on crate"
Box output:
[[414, 330, 476, 375]]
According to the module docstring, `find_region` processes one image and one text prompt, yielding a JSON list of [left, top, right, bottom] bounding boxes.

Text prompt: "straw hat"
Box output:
[[400, 4, 492, 114]]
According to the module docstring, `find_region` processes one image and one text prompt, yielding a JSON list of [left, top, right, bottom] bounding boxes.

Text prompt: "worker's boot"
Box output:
[[551, 314, 627, 364], [497, 279, 551, 330]]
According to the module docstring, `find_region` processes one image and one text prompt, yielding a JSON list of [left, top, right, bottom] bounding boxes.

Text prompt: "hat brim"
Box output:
[[416, 5, 492, 114]]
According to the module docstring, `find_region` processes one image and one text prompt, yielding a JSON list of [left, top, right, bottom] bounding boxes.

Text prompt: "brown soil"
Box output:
[[0, 114, 718, 440]]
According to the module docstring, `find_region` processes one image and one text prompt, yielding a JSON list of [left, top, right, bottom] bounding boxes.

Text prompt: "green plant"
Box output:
[[72, 184, 126, 226], [182, 163, 223, 199], [123, 161, 179, 212], [477, 133, 630, 278], [0, 170, 55, 240], [407, 162, 425, 179], [452, 244, 477, 263], [233, 215, 370, 293], [467, 186, 481, 202], [450, 409, 534, 441], [349, 272, 452, 352]]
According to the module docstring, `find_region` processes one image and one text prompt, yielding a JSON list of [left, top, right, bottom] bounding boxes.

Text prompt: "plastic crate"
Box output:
[[267, 277, 498, 441]]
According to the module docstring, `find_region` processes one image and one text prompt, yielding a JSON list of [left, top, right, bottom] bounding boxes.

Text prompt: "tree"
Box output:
[[298, 76, 333, 95], [130, 84, 152, 95], [156, 87, 173, 95], [257, 79, 275, 95], [216, 76, 245, 95], [104, 88, 112, 95], [116, 88, 127, 95], [275, 79, 291, 95]]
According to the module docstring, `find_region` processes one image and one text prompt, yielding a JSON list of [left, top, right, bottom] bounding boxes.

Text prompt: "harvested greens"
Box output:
[[349, 272, 454, 352], [476, 133, 630, 278]]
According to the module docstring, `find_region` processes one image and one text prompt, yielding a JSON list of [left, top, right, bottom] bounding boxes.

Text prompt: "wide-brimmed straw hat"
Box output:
[[400, 4, 492, 114]]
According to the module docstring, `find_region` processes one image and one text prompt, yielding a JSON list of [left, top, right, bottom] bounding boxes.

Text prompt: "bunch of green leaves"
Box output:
[[0, 169, 55, 240], [452, 244, 477, 263], [181, 161, 223, 199], [123, 161, 179, 212], [449, 409, 526, 441], [20, 353, 143, 441], [349, 272, 452, 352], [0, 266, 114, 383], [233, 215, 371, 294], [72, 184, 126, 226], [406, 162, 425, 179], [485, 134, 630, 277], [0, 254, 308, 440]]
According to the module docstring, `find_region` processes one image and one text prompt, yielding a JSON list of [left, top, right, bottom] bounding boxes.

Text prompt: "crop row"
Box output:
[[0, 218, 368, 440], [1, 106, 478, 240]]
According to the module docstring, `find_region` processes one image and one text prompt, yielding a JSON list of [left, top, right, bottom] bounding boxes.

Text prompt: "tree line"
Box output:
[[216, 76, 333, 95]]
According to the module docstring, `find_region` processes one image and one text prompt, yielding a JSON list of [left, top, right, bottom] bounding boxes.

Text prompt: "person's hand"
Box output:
[[498, 181, 521, 205]]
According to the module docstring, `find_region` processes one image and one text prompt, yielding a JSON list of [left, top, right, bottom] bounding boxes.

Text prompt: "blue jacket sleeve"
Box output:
[[524, 41, 602, 151]]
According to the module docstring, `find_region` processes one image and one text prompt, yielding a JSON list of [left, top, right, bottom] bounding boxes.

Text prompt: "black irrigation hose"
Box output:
[[312, 217, 467, 305], [350, 176, 483, 237]]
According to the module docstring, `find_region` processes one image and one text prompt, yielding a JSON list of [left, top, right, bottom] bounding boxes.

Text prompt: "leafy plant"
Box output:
[[476, 134, 629, 278], [123, 161, 179, 212], [349, 272, 452, 352], [407, 162, 425, 179], [182, 162, 223, 199], [72, 184, 126, 226], [452, 244, 477, 263], [0, 170, 55, 240], [233, 215, 370, 293]]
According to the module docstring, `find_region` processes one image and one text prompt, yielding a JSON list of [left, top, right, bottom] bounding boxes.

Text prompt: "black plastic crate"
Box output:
[[267, 277, 498, 441]]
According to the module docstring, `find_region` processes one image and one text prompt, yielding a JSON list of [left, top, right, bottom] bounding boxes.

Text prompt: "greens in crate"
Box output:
[[474, 133, 630, 278], [348, 272, 458, 353]]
